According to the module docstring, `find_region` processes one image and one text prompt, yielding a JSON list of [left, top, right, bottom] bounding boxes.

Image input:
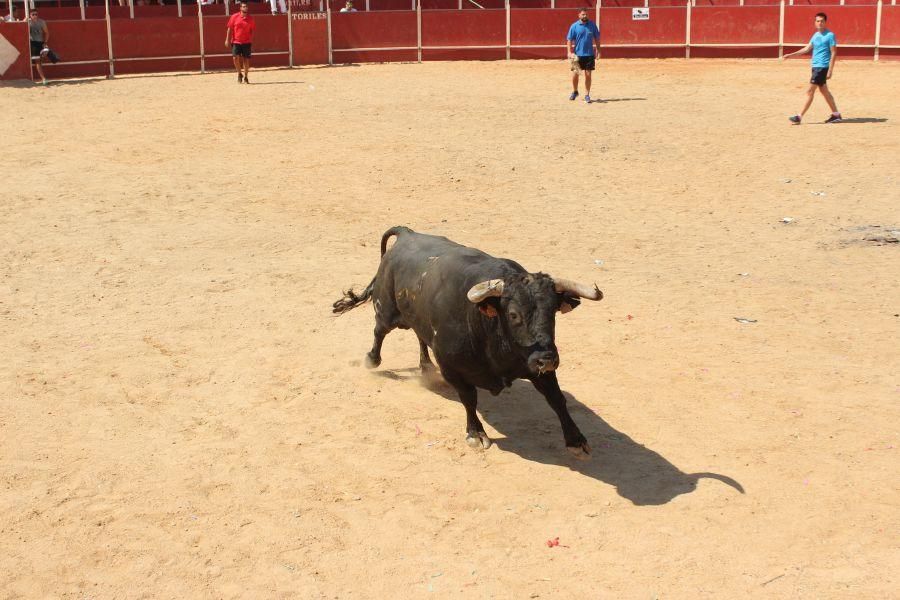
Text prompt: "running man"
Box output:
[[226, 2, 256, 84], [567, 8, 600, 103], [783, 12, 841, 124]]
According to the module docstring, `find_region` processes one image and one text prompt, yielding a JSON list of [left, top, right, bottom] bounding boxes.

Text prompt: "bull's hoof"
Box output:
[[566, 442, 592, 461], [365, 353, 381, 369], [466, 432, 492, 450]]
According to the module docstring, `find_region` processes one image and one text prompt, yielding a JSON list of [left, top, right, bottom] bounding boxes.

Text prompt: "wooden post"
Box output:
[[505, 0, 510, 61], [874, 0, 882, 60], [685, 0, 691, 58], [778, 0, 784, 58], [198, 0, 205, 73], [105, 0, 115, 77], [326, 3, 333, 64], [416, 0, 422, 63], [288, 0, 294, 67]]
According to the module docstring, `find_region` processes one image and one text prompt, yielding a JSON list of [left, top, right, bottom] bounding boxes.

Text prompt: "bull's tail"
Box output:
[[332, 277, 376, 315], [332, 226, 413, 316], [380, 225, 412, 256]]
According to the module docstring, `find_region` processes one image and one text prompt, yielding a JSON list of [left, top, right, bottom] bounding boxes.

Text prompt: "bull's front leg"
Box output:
[[530, 373, 591, 460], [441, 368, 492, 450]]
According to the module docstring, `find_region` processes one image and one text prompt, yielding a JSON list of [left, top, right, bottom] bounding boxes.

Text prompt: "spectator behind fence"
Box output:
[[29, 9, 55, 86], [2, 5, 22, 21], [340, 1, 357, 12], [226, 1, 255, 84], [269, 0, 286, 15]]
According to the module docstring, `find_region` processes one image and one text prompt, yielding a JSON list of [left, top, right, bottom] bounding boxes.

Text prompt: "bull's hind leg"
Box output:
[[441, 368, 491, 450], [365, 321, 391, 369], [418, 338, 435, 372], [365, 295, 402, 369]]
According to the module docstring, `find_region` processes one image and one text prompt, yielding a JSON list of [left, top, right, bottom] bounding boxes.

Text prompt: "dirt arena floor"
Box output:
[[3, 58, 899, 598]]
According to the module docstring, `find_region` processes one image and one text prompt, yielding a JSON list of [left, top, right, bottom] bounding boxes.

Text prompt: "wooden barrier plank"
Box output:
[[331, 10, 417, 49], [599, 6, 687, 45], [691, 6, 780, 44], [421, 8, 506, 46], [0, 22, 31, 80], [783, 5, 877, 45]]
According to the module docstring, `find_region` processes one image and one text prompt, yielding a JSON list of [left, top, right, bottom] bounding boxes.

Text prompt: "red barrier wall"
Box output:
[[691, 6, 779, 44], [111, 15, 200, 74], [783, 5, 876, 44], [331, 10, 417, 61], [291, 15, 328, 64], [421, 9, 506, 60], [783, 5, 877, 58], [203, 14, 290, 70], [421, 0, 459, 8], [0, 22, 31, 80], [37, 7, 84, 20], [689, 5, 780, 57], [510, 8, 572, 58], [41, 19, 110, 78], [880, 5, 900, 61], [881, 5, 900, 46], [85, 5, 130, 19], [3, 4, 892, 81], [369, 0, 416, 10], [599, 6, 686, 44]]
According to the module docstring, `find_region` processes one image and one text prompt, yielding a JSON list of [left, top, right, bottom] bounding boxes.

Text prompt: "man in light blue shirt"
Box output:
[[783, 12, 841, 124], [566, 9, 600, 103]]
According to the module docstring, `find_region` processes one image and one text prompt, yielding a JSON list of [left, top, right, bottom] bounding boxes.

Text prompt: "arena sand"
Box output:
[[3, 59, 899, 598]]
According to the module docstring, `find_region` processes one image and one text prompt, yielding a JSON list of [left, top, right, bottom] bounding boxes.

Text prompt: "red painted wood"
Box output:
[[331, 10, 417, 49], [691, 6, 780, 44]]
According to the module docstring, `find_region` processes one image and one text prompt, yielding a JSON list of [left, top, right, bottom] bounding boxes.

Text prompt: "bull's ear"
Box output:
[[478, 299, 499, 318], [558, 295, 581, 314]]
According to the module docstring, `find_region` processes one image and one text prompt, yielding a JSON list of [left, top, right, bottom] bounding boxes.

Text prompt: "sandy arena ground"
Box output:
[[3, 58, 899, 598]]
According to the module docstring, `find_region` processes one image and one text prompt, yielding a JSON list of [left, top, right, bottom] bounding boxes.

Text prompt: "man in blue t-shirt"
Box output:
[[566, 9, 600, 103], [783, 12, 841, 124]]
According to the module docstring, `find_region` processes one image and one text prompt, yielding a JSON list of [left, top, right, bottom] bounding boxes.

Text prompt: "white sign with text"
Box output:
[[632, 8, 650, 20]]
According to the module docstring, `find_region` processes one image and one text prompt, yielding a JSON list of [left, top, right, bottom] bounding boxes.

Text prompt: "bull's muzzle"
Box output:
[[528, 350, 560, 374]]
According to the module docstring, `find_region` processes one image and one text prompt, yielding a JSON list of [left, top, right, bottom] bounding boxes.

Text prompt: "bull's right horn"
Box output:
[[553, 278, 603, 301], [467, 279, 505, 303]]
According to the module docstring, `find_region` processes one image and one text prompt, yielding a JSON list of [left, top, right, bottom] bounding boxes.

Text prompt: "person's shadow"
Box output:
[[375, 368, 744, 506]]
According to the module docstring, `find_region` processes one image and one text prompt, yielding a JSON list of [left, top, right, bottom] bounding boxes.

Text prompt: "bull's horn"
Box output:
[[553, 278, 603, 301], [467, 279, 504, 303]]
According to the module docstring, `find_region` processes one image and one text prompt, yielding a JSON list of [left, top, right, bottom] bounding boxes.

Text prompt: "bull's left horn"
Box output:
[[553, 278, 603, 301], [467, 279, 505, 303]]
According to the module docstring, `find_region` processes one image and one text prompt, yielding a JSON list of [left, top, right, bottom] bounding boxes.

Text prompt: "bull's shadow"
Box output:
[[375, 369, 744, 506]]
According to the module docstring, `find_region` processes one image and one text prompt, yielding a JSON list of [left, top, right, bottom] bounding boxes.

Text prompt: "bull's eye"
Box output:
[[508, 311, 522, 325]]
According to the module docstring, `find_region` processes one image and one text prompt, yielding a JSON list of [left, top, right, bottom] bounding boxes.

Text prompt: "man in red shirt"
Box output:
[[225, 2, 255, 84]]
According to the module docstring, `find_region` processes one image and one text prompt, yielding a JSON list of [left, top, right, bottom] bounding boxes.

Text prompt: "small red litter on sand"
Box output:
[[626, 314, 634, 320], [546, 538, 559, 548]]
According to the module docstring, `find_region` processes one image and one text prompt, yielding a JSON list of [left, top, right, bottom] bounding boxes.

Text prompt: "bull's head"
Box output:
[[467, 273, 602, 375]]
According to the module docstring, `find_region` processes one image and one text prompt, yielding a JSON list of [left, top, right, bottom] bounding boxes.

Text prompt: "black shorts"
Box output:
[[810, 67, 828, 86], [232, 43, 252, 58], [577, 55, 595, 71], [30, 41, 45, 60]]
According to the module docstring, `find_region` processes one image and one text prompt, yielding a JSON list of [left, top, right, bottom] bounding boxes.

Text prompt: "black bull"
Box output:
[[333, 226, 604, 458]]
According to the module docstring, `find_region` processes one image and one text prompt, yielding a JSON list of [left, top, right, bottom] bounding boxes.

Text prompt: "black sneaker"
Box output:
[[238, 73, 243, 83], [244, 75, 250, 84], [569, 91, 578, 101], [788, 115, 801, 125], [824, 113, 842, 123]]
